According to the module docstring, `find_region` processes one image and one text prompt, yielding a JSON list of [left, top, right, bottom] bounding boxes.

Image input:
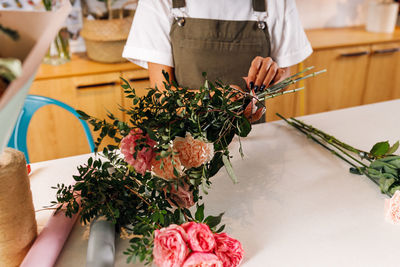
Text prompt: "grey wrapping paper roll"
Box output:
[[86, 217, 116, 267]]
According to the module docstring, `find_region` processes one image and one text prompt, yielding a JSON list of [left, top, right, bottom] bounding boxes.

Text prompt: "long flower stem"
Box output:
[[287, 119, 369, 168], [276, 113, 363, 172], [289, 117, 371, 160], [277, 113, 391, 197]]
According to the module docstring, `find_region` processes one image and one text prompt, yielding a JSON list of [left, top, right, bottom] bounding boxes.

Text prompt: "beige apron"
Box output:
[[170, 0, 271, 90]]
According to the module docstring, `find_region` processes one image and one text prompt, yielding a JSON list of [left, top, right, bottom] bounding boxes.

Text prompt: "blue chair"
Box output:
[[7, 95, 95, 163]]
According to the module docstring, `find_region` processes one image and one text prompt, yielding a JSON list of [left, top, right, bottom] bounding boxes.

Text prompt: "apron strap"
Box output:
[[253, 0, 266, 12], [172, 0, 266, 12], [172, 0, 186, 9]]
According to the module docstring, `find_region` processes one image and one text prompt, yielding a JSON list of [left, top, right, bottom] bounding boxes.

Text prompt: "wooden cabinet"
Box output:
[[28, 72, 124, 162], [265, 65, 302, 121], [302, 27, 400, 116], [304, 46, 370, 114], [363, 42, 400, 104], [27, 54, 149, 162]]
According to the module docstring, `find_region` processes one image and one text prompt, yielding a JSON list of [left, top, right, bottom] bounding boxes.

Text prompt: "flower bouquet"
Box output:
[[278, 114, 400, 224], [51, 68, 325, 266]]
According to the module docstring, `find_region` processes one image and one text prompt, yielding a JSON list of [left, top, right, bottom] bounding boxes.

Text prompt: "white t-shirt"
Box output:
[[123, 0, 312, 69]]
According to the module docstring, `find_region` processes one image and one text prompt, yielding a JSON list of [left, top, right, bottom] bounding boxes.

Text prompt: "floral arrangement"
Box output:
[[278, 114, 400, 224], [52, 69, 324, 266]]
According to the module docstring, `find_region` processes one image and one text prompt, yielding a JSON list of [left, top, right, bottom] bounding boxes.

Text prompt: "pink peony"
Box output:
[[182, 252, 223, 267], [153, 224, 189, 267], [181, 222, 216, 252], [165, 181, 195, 209], [120, 129, 156, 175], [385, 190, 400, 224], [173, 133, 214, 169], [213, 233, 244, 267], [152, 151, 182, 180]]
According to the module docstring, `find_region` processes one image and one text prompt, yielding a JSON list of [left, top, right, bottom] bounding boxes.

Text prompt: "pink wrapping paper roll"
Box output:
[[20, 206, 79, 267]]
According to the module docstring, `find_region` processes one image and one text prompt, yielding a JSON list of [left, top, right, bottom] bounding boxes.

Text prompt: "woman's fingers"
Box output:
[[247, 57, 280, 91], [261, 61, 279, 91], [272, 68, 287, 86], [254, 58, 274, 91], [247, 56, 263, 89]]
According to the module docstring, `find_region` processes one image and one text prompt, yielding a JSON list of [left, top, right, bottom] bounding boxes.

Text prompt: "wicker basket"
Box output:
[[81, 2, 135, 63]]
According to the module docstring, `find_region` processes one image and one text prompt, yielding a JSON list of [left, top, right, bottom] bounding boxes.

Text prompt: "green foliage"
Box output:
[[366, 155, 400, 195], [52, 69, 313, 264], [370, 141, 390, 157]]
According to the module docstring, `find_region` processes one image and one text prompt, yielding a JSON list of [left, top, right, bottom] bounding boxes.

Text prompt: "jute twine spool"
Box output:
[[0, 148, 37, 267]]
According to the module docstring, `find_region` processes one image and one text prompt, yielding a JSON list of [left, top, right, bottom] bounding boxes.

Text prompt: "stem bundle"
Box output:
[[277, 114, 393, 197]]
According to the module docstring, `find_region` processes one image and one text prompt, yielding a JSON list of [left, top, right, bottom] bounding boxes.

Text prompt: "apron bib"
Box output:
[[170, 0, 271, 90]]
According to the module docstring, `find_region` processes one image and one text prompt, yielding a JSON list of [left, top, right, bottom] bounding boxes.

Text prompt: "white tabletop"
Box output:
[[30, 100, 400, 267]]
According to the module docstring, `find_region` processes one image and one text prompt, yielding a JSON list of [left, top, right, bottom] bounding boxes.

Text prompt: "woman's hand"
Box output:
[[229, 85, 265, 123], [247, 56, 290, 92]]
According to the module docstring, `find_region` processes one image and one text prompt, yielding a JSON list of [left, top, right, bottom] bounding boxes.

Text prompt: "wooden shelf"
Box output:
[[35, 52, 143, 80], [306, 26, 400, 51]]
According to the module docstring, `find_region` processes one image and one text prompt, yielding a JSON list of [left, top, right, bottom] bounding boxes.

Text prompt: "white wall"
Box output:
[[296, 0, 369, 29]]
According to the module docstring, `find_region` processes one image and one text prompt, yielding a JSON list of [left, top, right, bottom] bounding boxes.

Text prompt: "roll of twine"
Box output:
[[0, 148, 37, 267]]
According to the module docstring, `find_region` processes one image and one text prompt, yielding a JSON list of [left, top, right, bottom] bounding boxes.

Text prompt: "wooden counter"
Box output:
[[35, 53, 144, 80], [307, 26, 400, 50]]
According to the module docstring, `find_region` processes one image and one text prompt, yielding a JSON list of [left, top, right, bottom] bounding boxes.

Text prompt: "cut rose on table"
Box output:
[[153, 222, 243, 267]]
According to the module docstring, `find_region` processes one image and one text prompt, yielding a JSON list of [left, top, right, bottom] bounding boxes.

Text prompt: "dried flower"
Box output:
[[164, 181, 195, 209]]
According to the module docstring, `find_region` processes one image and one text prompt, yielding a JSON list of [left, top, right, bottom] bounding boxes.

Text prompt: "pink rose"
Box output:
[[152, 150, 182, 180], [214, 233, 244, 267], [173, 133, 214, 169], [182, 252, 222, 267], [165, 181, 195, 209], [153, 224, 189, 267], [385, 190, 400, 224], [120, 129, 156, 175], [181, 222, 216, 252]]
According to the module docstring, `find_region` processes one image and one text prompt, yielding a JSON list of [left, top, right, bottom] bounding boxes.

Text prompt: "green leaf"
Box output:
[[195, 204, 205, 222], [349, 167, 362, 175], [222, 154, 238, 184], [387, 141, 399, 155], [204, 212, 224, 229], [216, 224, 225, 233], [76, 110, 90, 120], [370, 141, 390, 157], [369, 160, 385, 170], [388, 158, 400, 168], [379, 177, 396, 193], [390, 185, 400, 195], [236, 117, 251, 137], [144, 127, 157, 141]]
